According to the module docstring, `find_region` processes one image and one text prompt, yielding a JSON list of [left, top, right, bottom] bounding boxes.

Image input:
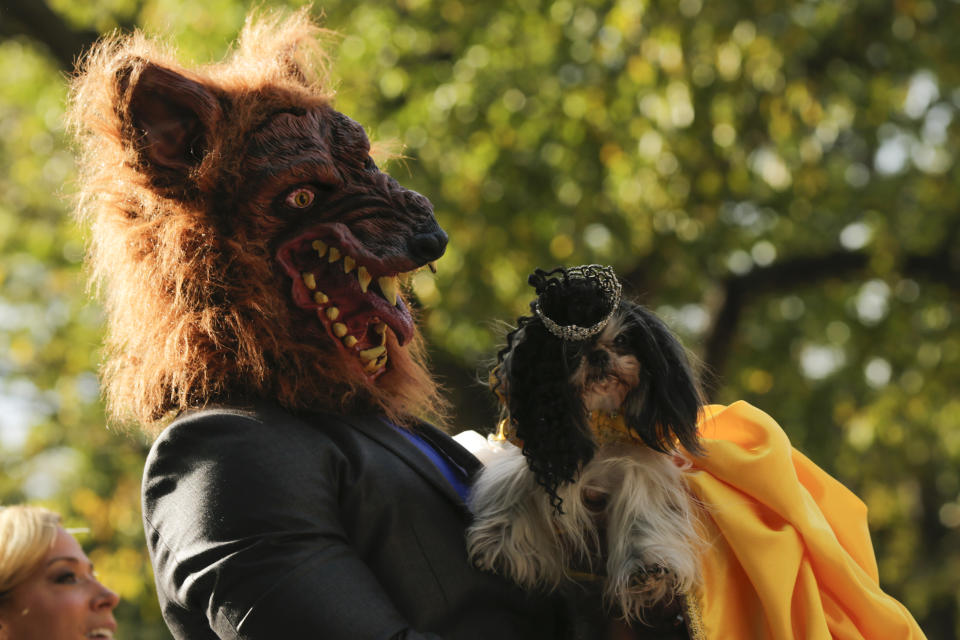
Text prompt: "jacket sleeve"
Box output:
[[142, 410, 443, 640]]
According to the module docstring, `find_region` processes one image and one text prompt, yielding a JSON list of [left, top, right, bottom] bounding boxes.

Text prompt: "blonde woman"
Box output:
[[0, 505, 118, 639]]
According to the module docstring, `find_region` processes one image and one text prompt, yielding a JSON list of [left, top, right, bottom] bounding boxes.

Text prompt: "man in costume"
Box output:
[[67, 10, 565, 639]]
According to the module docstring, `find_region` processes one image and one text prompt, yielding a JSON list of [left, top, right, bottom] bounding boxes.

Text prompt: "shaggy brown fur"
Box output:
[[67, 9, 448, 433]]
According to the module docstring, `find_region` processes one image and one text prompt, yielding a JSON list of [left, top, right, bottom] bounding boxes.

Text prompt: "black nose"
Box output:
[[409, 229, 448, 262], [587, 350, 608, 368]]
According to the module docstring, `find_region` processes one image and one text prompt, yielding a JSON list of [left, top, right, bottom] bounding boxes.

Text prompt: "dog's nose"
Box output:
[[409, 229, 448, 262], [588, 350, 608, 367]]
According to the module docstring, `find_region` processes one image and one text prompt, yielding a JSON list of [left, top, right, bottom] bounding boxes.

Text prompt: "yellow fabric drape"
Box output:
[[685, 402, 926, 640]]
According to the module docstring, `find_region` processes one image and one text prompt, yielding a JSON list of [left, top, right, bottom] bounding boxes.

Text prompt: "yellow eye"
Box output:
[[285, 188, 315, 209]]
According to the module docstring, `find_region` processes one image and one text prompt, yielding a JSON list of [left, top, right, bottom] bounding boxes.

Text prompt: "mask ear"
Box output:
[[118, 60, 220, 178]]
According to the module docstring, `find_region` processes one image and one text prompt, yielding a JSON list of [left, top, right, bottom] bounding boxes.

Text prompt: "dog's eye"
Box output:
[[285, 187, 316, 209], [364, 157, 378, 172], [614, 333, 629, 347]]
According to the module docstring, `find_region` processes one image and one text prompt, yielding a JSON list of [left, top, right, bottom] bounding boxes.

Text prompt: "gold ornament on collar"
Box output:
[[589, 411, 641, 447]]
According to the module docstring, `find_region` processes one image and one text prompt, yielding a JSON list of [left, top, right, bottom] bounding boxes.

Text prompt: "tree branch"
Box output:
[[701, 245, 960, 399], [1, 0, 110, 71]]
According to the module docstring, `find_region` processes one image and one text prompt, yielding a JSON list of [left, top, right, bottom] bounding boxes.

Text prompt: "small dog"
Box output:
[[467, 265, 705, 624]]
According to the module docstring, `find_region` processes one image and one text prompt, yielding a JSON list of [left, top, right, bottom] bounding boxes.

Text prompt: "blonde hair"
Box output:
[[0, 506, 61, 599]]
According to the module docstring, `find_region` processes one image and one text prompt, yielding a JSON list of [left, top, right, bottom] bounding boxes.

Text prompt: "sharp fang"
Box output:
[[359, 345, 386, 362], [428, 261, 437, 273], [326, 307, 340, 320], [312, 239, 328, 257], [332, 322, 348, 337], [301, 272, 316, 290], [313, 291, 329, 304], [357, 266, 372, 293], [375, 322, 387, 346], [328, 247, 341, 263], [343, 256, 356, 273], [343, 335, 358, 348], [378, 276, 399, 305]]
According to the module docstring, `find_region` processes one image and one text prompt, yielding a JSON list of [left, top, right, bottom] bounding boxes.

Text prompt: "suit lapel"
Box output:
[[344, 415, 474, 513], [414, 422, 482, 479]]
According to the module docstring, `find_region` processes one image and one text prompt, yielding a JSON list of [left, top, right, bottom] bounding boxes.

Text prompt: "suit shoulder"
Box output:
[[143, 405, 362, 489], [142, 405, 356, 523], [151, 404, 346, 451]]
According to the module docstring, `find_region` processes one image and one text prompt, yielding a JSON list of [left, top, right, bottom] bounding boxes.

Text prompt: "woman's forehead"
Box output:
[[45, 527, 88, 564]]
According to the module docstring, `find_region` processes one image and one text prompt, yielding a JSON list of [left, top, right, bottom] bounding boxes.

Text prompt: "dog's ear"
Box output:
[[622, 307, 703, 455], [117, 59, 220, 180]]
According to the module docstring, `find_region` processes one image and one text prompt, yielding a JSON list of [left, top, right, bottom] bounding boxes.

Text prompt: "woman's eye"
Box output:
[[55, 572, 78, 584], [285, 187, 316, 209]]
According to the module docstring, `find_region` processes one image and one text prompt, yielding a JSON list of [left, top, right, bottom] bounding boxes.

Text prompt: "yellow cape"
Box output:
[[685, 402, 926, 640]]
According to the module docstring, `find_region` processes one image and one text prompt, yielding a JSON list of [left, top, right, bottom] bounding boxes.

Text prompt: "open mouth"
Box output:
[[588, 374, 628, 397], [86, 629, 114, 639], [276, 223, 430, 378], [592, 374, 620, 389], [583, 371, 633, 412]]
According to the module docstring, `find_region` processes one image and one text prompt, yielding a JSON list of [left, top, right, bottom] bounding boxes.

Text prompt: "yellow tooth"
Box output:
[[328, 247, 341, 263], [326, 307, 340, 320], [343, 256, 356, 273], [378, 276, 399, 305], [312, 239, 328, 257], [332, 322, 348, 337], [364, 354, 387, 372], [357, 266, 372, 293], [313, 291, 329, 304], [301, 272, 316, 290], [428, 261, 437, 273], [343, 335, 358, 348], [359, 345, 386, 362], [374, 322, 387, 334]]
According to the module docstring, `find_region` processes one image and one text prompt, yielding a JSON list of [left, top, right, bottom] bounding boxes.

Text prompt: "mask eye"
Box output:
[[285, 187, 316, 209]]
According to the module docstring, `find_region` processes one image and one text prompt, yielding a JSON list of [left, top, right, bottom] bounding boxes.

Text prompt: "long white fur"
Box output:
[[467, 437, 702, 621]]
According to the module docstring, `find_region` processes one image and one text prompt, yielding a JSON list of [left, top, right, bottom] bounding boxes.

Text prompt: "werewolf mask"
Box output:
[[68, 10, 446, 429]]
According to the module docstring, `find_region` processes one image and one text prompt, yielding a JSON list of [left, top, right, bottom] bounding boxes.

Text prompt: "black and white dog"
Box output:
[[467, 265, 705, 622]]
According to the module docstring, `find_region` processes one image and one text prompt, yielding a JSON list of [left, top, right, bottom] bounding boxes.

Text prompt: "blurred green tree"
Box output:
[[1, 0, 957, 636]]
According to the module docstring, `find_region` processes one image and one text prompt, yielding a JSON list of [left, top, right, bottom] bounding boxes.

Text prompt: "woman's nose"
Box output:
[[92, 580, 120, 611]]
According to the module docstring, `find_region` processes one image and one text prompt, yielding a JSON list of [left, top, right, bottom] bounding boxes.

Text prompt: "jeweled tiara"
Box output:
[[533, 264, 622, 341]]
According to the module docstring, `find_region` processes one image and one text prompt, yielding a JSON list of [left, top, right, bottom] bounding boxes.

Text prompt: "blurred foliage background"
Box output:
[[1, 0, 958, 636]]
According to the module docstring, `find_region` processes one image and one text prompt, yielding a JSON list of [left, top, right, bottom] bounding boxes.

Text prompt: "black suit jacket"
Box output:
[[142, 404, 567, 639]]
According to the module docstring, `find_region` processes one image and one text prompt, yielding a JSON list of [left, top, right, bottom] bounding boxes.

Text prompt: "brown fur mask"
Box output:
[[67, 10, 448, 433]]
